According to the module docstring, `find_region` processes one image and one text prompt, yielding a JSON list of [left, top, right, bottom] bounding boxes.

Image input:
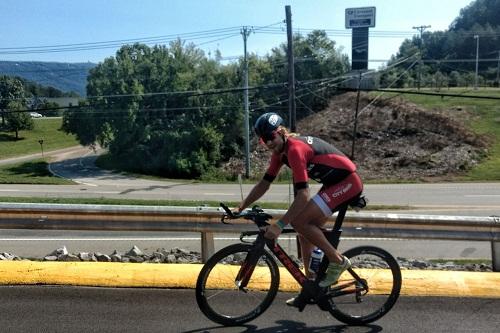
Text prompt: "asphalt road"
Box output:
[[0, 286, 498, 332]]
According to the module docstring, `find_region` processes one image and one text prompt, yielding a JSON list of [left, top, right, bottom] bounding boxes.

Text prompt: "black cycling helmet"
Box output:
[[254, 112, 283, 141]]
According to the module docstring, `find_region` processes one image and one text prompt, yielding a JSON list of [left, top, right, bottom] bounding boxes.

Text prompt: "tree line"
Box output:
[[381, 0, 500, 88], [62, 31, 349, 178]]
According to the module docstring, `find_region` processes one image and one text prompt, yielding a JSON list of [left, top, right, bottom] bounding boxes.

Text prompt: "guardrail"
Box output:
[[0, 203, 499, 271]]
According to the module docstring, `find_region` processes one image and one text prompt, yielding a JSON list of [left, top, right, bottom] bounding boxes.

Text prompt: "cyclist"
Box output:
[[237, 112, 363, 305]]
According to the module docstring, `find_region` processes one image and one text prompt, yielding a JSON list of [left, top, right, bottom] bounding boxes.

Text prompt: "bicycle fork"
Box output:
[[234, 237, 266, 290]]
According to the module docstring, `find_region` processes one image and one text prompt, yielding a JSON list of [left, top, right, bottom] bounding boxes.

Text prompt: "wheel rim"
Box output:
[[328, 247, 401, 323], [199, 247, 277, 322]]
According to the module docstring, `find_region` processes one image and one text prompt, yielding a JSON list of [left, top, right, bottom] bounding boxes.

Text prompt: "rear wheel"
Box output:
[[195, 243, 280, 326], [325, 246, 401, 325]]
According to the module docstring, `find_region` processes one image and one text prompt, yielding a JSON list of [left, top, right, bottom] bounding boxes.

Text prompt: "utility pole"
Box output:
[[412, 25, 431, 90], [474, 35, 479, 90], [350, 72, 363, 160], [496, 50, 500, 87], [285, 5, 296, 132], [241, 26, 252, 178]]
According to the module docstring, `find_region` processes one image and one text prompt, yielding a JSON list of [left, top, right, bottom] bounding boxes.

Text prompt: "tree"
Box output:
[[263, 30, 349, 119], [383, 0, 500, 88], [0, 76, 27, 127], [4, 100, 33, 139], [64, 41, 235, 178], [32, 99, 62, 117]]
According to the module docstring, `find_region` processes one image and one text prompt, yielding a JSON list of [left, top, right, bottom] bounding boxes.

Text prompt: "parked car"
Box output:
[[29, 112, 43, 118]]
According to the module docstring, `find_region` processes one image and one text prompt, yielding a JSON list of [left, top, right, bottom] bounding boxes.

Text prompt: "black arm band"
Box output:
[[263, 173, 276, 183], [294, 182, 309, 191]]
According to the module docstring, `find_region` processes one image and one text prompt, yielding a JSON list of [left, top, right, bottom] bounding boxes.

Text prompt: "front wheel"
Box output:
[[195, 243, 280, 326], [326, 246, 402, 325]]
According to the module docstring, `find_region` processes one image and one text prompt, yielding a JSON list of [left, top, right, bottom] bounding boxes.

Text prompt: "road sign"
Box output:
[[345, 7, 376, 29]]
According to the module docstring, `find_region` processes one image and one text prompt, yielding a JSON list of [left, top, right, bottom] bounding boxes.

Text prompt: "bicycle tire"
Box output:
[[195, 243, 280, 326], [325, 246, 402, 325]]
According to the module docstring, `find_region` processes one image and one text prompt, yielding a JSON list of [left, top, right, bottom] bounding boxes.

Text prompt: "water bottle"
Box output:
[[309, 248, 324, 274]]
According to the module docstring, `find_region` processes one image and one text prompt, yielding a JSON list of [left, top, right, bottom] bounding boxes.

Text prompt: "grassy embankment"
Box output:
[[0, 118, 78, 185]]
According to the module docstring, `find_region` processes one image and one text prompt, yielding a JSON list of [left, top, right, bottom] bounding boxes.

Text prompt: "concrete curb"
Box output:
[[0, 261, 499, 297]]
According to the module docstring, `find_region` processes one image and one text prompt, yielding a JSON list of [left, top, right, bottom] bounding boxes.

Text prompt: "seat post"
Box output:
[[325, 204, 348, 249], [332, 204, 348, 232]]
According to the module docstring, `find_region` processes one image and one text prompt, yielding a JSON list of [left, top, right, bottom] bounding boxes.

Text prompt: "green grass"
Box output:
[[0, 196, 406, 210], [0, 118, 79, 159], [0, 159, 73, 184], [376, 88, 500, 181]]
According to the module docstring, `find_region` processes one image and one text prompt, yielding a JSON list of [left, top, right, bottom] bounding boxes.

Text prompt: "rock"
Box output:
[[0, 252, 17, 260], [94, 253, 111, 262], [79, 252, 97, 262], [60, 254, 80, 262], [151, 252, 165, 261], [46, 246, 69, 258], [126, 246, 144, 257], [129, 256, 145, 263], [166, 254, 177, 263], [110, 252, 122, 262]]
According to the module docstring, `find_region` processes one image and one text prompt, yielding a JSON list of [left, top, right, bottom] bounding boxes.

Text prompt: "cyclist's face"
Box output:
[[261, 131, 283, 153]]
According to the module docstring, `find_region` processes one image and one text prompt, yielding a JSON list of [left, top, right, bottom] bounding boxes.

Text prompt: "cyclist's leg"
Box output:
[[292, 173, 363, 265], [286, 234, 318, 307], [291, 199, 344, 264]]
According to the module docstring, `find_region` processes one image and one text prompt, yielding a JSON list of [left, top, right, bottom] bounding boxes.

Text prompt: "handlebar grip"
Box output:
[[219, 203, 235, 218]]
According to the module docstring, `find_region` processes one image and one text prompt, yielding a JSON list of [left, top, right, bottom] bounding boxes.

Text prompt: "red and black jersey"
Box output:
[[263, 136, 356, 189]]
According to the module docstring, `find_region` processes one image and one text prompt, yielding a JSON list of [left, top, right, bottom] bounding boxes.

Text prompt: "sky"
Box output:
[[0, 0, 476, 69]]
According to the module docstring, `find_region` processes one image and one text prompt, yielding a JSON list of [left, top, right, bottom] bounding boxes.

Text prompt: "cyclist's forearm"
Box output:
[[239, 179, 270, 211]]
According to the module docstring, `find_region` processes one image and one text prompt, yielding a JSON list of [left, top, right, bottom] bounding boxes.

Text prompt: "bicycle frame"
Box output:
[[198, 199, 400, 326], [235, 203, 366, 311]]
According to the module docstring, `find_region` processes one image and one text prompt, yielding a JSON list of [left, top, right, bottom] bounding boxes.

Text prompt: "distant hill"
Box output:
[[0, 61, 96, 96]]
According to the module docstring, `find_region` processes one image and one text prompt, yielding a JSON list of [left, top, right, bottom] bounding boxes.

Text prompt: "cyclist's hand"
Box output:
[[237, 203, 246, 213], [264, 223, 281, 240]]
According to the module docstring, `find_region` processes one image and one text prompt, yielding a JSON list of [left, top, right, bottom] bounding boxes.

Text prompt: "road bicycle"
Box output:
[[195, 197, 401, 326]]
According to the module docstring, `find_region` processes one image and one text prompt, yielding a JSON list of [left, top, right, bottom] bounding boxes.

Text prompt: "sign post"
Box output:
[[346, 7, 376, 71]]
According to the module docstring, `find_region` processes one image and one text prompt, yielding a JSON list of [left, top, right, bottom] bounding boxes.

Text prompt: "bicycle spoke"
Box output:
[[196, 244, 279, 326], [326, 246, 401, 325]]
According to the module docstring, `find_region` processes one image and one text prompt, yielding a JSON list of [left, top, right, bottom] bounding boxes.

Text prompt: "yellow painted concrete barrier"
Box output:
[[0, 261, 498, 298]]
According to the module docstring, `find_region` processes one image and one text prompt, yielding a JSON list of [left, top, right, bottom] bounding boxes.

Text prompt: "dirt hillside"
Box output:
[[224, 92, 489, 181]]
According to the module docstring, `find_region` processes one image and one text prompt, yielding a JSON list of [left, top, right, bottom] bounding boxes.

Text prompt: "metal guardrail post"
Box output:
[[201, 232, 215, 263], [492, 241, 500, 272]]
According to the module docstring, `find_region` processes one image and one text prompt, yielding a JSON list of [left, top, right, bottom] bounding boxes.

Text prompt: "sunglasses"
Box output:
[[259, 130, 278, 143]]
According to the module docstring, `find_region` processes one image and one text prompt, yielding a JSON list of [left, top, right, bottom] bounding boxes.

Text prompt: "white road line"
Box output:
[[203, 193, 235, 196], [464, 195, 500, 197]]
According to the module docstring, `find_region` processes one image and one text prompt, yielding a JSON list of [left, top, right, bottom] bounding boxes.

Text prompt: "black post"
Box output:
[[285, 5, 296, 132], [350, 72, 362, 160], [38, 139, 44, 157]]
